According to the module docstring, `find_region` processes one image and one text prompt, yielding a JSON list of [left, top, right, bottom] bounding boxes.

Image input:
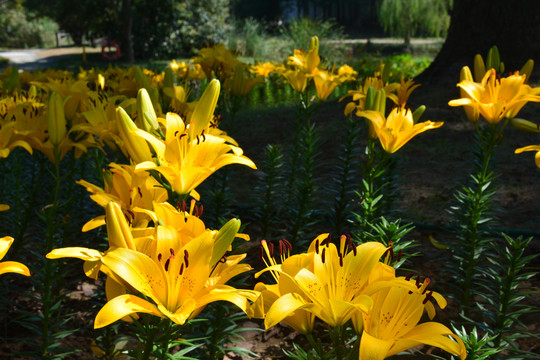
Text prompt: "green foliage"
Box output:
[[283, 17, 349, 61], [253, 144, 285, 239], [173, 0, 232, 54], [0, 1, 59, 48], [324, 117, 361, 235], [447, 125, 502, 315], [377, 0, 451, 44]]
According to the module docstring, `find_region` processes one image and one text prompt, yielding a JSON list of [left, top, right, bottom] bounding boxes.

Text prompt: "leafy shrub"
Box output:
[[282, 17, 349, 62], [0, 3, 58, 48]]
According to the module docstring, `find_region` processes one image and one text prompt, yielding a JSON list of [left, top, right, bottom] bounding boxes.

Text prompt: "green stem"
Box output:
[[305, 332, 325, 359], [41, 146, 63, 358], [139, 317, 158, 360], [329, 325, 346, 359], [461, 123, 500, 313]]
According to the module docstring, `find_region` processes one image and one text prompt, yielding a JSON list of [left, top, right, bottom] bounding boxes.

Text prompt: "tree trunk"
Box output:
[[120, 0, 134, 63], [417, 0, 540, 85]]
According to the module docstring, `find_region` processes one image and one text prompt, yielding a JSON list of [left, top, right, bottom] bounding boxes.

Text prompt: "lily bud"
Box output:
[[460, 66, 473, 82], [520, 59, 534, 83], [364, 86, 376, 110], [309, 36, 319, 53], [191, 79, 220, 137], [473, 54, 486, 82], [47, 91, 67, 146], [105, 201, 136, 250], [211, 218, 241, 266], [374, 88, 386, 115], [412, 105, 426, 123], [116, 107, 153, 164], [510, 118, 540, 133], [28, 85, 37, 99], [98, 74, 105, 90], [136, 88, 159, 132]]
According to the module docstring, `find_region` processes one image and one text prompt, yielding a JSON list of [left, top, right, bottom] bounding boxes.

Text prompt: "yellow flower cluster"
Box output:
[[44, 79, 258, 328], [251, 235, 466, 360]]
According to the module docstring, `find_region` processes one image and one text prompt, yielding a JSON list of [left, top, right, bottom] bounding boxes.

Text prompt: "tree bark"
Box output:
[[120, 0, 135, 63], [418, 0, 540, 85]]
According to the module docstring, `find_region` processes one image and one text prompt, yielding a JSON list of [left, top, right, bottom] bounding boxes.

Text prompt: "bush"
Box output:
[[282, 17, 349, 62], [0, 3, 58, 48]]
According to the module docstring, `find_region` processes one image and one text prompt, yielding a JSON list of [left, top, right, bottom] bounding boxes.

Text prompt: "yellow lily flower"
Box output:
[[449, 69, 540, 124], [281, 69, 308, 93], [0, 121, 33, 159], [76, 163, 168, 231], [357, 106, 444, 153], [0, 237, 30, 276], [515, 144, 540, 168], [393, 78, 421, 106], [359, 281, 466, 360], [250, 62, 276, 77], [287, 36, 320, 75], [312, 68, 341, 101], [133, 101, 256, 197], [254, 235, 390, 332], [94, 219, 257, 328]]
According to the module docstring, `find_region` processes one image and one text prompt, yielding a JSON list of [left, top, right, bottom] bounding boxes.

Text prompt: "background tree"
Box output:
[[377, 0, 451, 47], [418, 0, 540, 85]]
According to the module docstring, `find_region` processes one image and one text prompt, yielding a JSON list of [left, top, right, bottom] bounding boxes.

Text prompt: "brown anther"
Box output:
[[397, 249, 402, 262], [339, 253, 343, 267], [129, 198, 132, 206], [408, 290, 413, 294], [278, 240, 285, 255], [126, 209, 135, 221], [268, 242, 274, 257], [181, 201, 187, 212], [174, 130, 179, 137], [423, 291, 433, 304], [282, 239, 292, 251], [170, 248, 175, 258], [352, 243, 357, 256], [324, 234, 332, 246], [179, 133, 187, 140], [164, 258, 171, 271], [137, 187, 143, 198], [259, 247, 264, 261], [198, 204, 203, 216], [179, 263, 184, 275], [157, 253, 162, 261], [201, 129, 206, 142], [415, 276, 421, 288], [184, 249, 189, 260], [315, 239, 320, 254], [321, 248, 326, 263], [194, 205, 199, 217], [184, 256, 189, 268], [405, 273, 414, 281], [219, 255, 227, 263]]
